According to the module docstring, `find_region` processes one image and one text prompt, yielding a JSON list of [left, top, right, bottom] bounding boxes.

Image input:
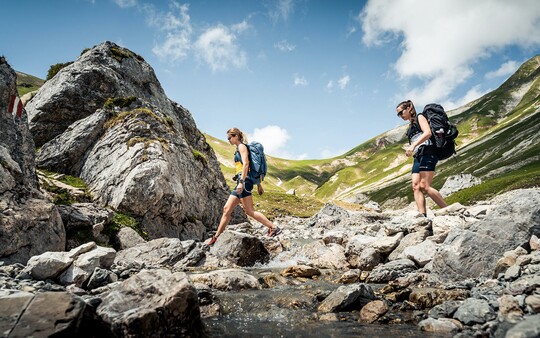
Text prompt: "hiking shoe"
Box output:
[[268, 226, 282, 237], [207, 235, 218, 245]]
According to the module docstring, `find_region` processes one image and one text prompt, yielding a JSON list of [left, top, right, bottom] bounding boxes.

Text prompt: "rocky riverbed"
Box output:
[[2, 188, 540, 337]]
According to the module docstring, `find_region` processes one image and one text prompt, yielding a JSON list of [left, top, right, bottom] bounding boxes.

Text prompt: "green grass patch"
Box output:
[[16, 71, 44, 96], [251, 190, 323, 219], [103, 96, 137, 109], [192, 149, 208, 165], [104, 212, 148, 241]]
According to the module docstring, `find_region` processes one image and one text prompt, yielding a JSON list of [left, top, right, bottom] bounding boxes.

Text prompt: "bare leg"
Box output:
[[215, 195, 240, 237], [411, 173, 426, 215], [241, 195, 275, 231], [419, 171, 448, 208]]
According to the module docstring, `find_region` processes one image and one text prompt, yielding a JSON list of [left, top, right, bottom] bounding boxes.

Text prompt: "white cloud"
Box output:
[[143, 2, 249, 71], [248, 125, 291, 158], [338, 75, 350, 89], [268, 0, 295, 23], [444, 85, 491, 110], [360, 0, 540, 102], [327, 80, 334, 91], [146, 2, 192, 61], [485, 60, 519, 79], [294, 74, 308, 86], [113, 0, 137, 8], [274, 40, 296, 52], [194, 25, 248, 72]]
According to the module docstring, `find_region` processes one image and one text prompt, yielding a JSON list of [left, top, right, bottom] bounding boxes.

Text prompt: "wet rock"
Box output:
[[453, 298, 496, 325], [97, 269, 203, 337], [337, 269, 361, 284], [281, 265, 321, 278], [418, 317, 463, 333], [322, 230, 346, 245], [504, 313, 540, 338], [188, 268, 261, 291], [317, 284, 376, 313], [299, 241, 349, 270], [525, 295, 540, 313], [359, 300, 388, 323], [498, 294, 524, 321], [366, 259, 417, 283], [428, 300, 463, 319], [409, 288, 469, 309], [0, 291, 113, 337], [209, 230, 269, 267]]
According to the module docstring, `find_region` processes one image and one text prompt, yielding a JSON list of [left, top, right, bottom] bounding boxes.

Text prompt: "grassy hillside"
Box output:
[[16, 71, 44, 96], [207, 54, 540, 214], [203, 134, 324, 218]]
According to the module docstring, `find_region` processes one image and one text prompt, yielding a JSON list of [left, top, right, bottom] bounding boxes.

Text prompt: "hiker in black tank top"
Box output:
[[396, 100, 447, 217]]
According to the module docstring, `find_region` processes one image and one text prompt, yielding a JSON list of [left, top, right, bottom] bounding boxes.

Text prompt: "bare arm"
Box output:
[[406, 114, 432, 157]]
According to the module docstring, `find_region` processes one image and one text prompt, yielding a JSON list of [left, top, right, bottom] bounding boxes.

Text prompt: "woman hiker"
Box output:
[[207, 127, 282, 245], [396, 100, 447, 217]]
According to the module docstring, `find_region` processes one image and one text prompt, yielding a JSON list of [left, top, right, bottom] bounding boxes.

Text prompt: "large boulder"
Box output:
[[0, 291, 113, 337], [0, 57, 65, 264], [431, 189, 540, 281], [27, 41, 245, 239], [97, 269, 204, 337]]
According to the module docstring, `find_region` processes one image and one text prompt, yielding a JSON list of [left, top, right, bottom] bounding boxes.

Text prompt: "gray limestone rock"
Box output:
[[0, 57, 65, 264], [26, 41, 245, 240]]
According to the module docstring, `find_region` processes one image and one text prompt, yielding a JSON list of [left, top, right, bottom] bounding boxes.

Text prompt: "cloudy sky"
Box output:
[[2, 0, 539, 159]]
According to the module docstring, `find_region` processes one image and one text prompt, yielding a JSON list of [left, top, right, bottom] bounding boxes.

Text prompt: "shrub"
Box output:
[[46, 62, 73, 80]]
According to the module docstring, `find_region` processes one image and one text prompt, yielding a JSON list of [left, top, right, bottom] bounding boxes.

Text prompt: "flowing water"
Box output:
[[201, 251, 453, 338]]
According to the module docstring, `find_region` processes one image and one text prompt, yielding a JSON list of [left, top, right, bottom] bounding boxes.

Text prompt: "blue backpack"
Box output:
[[246, 142, 267, 182]]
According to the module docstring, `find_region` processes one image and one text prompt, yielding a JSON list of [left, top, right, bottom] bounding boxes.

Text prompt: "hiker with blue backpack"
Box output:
[[207, 127, 282, 245], [396, 100, 451, 217]]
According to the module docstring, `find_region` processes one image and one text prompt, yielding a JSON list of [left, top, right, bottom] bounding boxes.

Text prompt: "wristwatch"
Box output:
[[238, 178, 244, 184]]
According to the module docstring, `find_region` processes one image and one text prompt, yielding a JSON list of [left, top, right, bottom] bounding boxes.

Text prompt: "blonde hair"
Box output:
[[226, 127, 247, 143]]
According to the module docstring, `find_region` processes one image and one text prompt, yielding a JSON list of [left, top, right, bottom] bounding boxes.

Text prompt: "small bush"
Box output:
[[192, 149, 207, 165], [104, 212, 148, 240], [46, 62, 73, 80], [103, 96, 137, 109]]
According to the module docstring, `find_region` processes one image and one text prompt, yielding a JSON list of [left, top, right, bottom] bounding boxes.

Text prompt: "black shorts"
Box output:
[[412, 154, 438, 173], [231, 177, 254, 199]]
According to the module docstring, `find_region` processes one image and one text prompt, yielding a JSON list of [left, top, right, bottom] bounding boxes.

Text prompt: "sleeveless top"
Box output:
[[406, 113, 434, 156]]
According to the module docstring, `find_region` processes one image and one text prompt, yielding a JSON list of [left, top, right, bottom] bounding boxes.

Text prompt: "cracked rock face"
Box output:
[[0, 57, 65, 264], [26, 42, 244, 240]]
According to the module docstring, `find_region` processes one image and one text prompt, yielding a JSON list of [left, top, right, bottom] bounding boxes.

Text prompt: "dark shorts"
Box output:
[[231, 177, 254, 199], [412, 154, 438, 173]]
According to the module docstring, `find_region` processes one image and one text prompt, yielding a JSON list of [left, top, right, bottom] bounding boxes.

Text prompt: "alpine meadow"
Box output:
[[206, 54, 540, 217]]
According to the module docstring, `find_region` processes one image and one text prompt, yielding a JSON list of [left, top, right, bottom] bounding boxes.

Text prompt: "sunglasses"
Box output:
[[227, 135, 236, 140], [397, 108, 406, 117]]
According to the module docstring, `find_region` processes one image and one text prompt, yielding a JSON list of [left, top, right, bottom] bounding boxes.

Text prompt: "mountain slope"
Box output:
[[208, 54, 540, 210]]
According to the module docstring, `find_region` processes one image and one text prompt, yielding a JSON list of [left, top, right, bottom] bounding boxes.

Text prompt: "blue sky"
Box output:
[[2, 0, 540, 159]]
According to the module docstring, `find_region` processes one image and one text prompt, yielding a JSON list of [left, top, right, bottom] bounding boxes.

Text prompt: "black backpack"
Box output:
[[421, 104, 459, 160]]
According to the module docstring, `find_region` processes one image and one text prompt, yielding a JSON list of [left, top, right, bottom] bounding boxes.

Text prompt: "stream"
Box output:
[[200, 252, 453, 338]]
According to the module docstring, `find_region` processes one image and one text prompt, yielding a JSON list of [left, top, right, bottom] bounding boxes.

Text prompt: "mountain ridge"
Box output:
[[208, 54, 540, 210]]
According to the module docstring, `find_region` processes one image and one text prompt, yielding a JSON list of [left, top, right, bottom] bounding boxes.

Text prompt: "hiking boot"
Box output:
[[207, 235, 218, 245], [268, 226, 282, 237]]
